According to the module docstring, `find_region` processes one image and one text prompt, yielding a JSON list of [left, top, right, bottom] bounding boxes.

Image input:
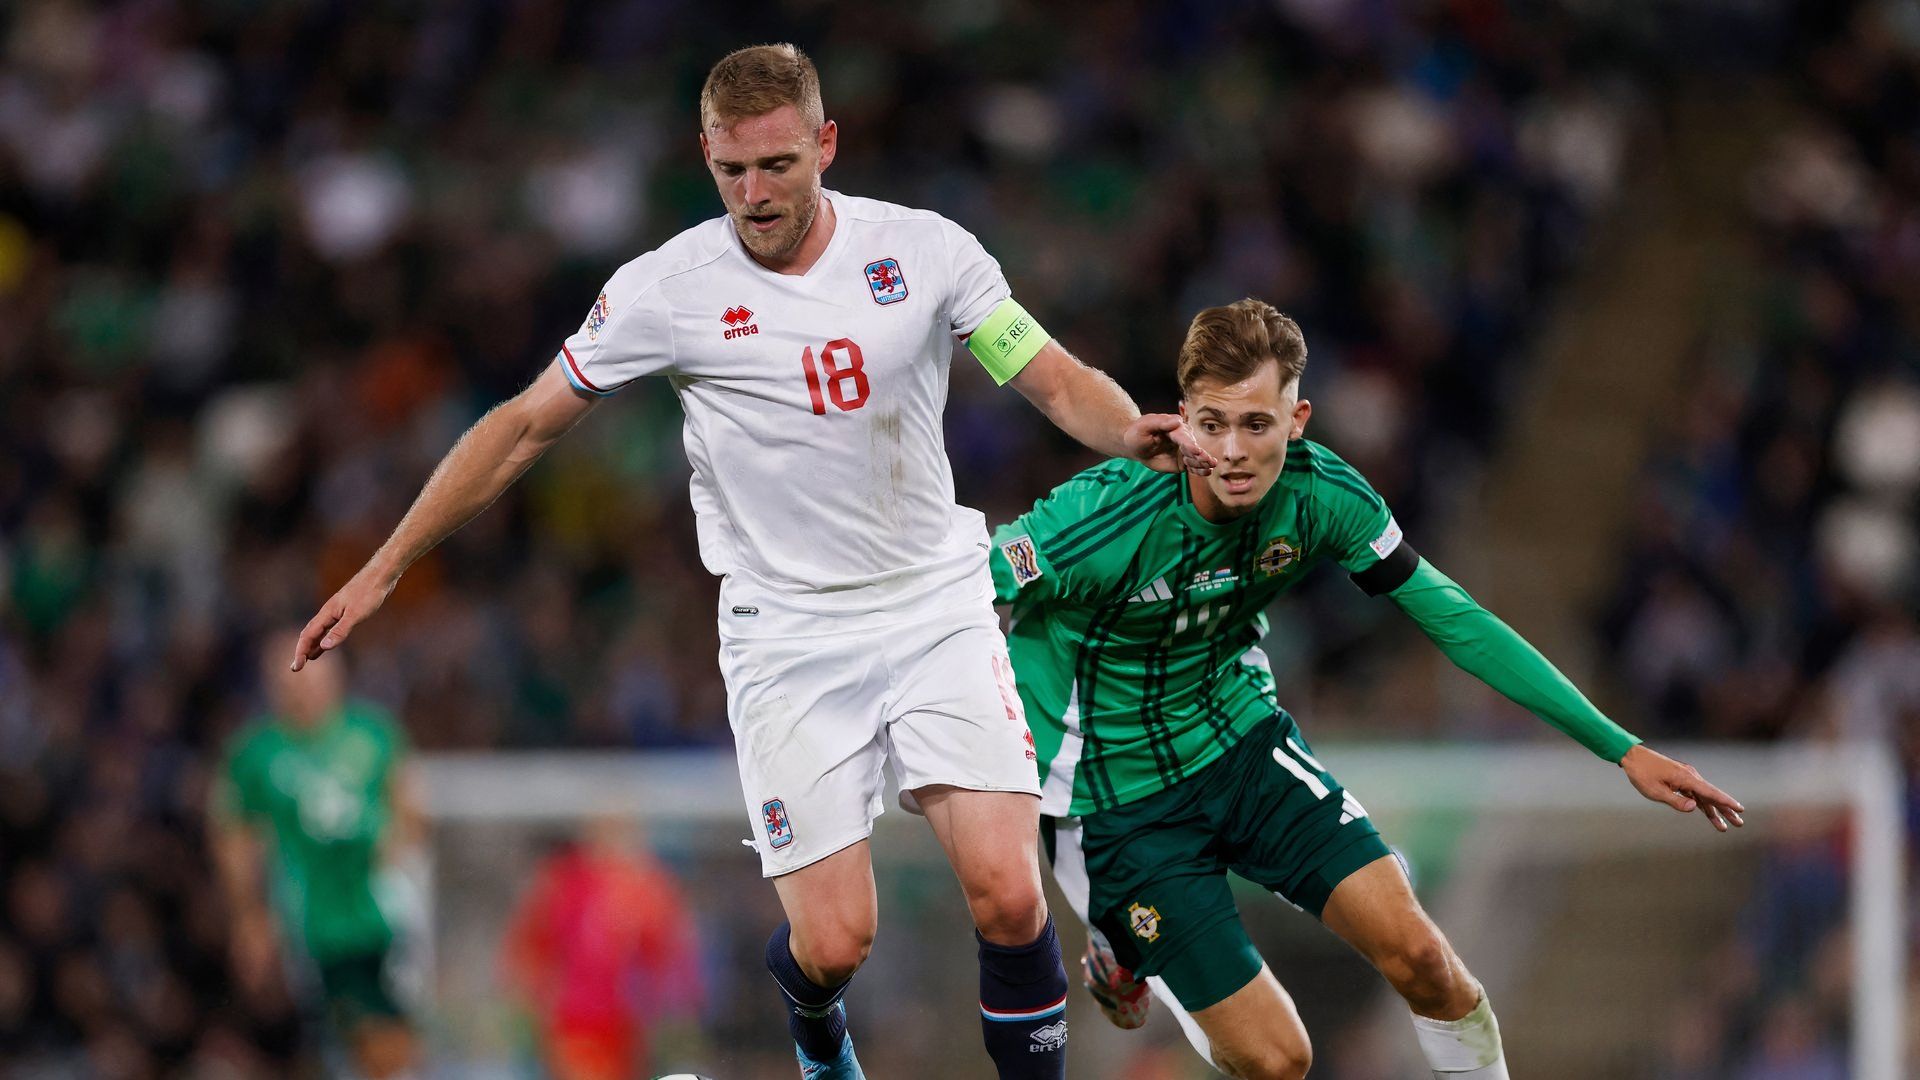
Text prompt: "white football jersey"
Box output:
[[558, 191, 1017, 618]]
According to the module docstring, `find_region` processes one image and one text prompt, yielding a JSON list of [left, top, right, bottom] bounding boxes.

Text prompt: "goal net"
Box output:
[[413, 741, 1906, 1079]]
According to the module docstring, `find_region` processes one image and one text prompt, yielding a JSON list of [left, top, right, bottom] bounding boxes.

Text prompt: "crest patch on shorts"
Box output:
[[762, 798, 794, 849], [1127, 902, 1161, 942], [1000, 534, 1042, 587]]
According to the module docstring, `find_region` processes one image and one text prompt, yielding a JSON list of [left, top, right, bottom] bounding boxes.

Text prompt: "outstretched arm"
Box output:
[[292, 360, 599, 669], [1385, 556, 1745, 832], [1009, 341, 1215, 475]]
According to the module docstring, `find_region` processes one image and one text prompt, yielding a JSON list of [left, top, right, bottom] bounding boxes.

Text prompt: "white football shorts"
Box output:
[[718, 573, 1040, 877]]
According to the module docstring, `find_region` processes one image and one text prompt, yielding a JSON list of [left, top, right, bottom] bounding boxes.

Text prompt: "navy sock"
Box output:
[[766, 922, 851, 1063], [978, 915, 1069, 1079]]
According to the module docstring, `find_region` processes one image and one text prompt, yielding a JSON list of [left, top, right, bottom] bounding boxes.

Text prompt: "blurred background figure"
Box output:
[[208, 636, 425, 1078], [501, 816, 705, 1080]]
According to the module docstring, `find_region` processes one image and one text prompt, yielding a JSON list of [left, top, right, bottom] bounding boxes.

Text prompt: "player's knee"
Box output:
[[1215, 1029, 1311, 1080], [796, 921, 876, 985], [965, 875, 1046, 944]]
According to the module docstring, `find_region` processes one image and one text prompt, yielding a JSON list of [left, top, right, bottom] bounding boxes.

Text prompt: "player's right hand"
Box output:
[[292, 565, 399, 670], [1621, 744, 1746, 832], [1082, 937, 1151, 1029]]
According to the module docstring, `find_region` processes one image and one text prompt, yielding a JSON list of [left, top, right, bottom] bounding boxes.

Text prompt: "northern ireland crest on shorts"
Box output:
[[1126, 902, 1161, 942], [865, 257, 908, 305], [762, 798, 794, 849]]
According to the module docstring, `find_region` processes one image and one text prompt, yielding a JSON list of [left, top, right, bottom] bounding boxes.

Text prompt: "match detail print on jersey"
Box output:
[[966, 299, 1050, 385]]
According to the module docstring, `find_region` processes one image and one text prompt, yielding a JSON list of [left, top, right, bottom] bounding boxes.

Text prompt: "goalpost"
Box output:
[[416, 741, 1905, 1079]]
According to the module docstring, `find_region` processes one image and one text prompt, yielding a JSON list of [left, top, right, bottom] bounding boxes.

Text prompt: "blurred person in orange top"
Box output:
[[502, 816, 705, 1080]]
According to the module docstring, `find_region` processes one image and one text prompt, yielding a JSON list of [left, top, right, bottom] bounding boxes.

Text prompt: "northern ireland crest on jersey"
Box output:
[[1126, 902, 1161, 942], [584, 292, 613, 340], [1258, 537, 1299, 577], [762, 798, 794, 849], [1000, 534, 1042, 587], [865, 257, 908, 305]]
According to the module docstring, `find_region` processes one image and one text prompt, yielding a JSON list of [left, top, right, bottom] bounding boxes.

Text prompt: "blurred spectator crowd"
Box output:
[[1597, 4, 1920, 1076], [3, 0, 1907, 1075]]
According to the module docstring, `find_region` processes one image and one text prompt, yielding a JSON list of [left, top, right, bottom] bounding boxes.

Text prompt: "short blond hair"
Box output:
[[700, 43, 824, 132], [1177, 298, 1307, 397]]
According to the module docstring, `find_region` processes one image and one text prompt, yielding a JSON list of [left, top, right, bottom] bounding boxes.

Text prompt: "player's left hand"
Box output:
[[1126, 413, 1216, 475], [1621, 744, 1745, 832]]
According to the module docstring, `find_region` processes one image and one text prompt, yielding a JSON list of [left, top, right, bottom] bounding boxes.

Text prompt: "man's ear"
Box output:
[[1291, 397, 1312, 439], [817, 119, 838, 172]]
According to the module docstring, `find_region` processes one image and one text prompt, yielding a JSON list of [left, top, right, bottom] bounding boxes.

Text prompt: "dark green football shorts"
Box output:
[[1047, 711, 1390, 1011], [315, 946, 404, 1033]]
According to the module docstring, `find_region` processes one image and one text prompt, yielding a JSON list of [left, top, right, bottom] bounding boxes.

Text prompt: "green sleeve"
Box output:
[[1388, 558, 1641, 763], [1293, 440, 1402, 574], [989, 460, 1168, 605]]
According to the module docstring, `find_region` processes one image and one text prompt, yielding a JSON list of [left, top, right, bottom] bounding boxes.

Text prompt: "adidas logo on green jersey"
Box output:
[[1126, 578, 1173, 603]]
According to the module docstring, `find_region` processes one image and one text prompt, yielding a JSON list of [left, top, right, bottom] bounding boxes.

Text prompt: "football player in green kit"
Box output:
[[988, 299, 1746, 1080], [210, 636, 424, 1078]]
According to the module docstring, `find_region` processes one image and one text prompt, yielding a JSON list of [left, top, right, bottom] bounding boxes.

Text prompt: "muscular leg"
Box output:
[[1321, 854, 1508, 1078], [915, 785, 1066, 1079], [771, 840, 880, 986], [1186, 966, 1312, 1080], [768, 840, 878, 1071]]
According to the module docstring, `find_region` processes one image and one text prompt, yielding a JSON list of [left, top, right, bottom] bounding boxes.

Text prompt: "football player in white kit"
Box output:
[[292, 44, 1214, 1080]]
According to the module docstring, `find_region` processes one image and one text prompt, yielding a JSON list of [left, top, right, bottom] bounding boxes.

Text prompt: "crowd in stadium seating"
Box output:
[[1602, 6, 1920, 1077], [1, 0, 1909, 1075]]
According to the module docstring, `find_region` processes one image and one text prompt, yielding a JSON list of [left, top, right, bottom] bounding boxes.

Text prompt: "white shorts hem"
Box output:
[[761, 824, 876, 879], [898, 778, 1042, 798]]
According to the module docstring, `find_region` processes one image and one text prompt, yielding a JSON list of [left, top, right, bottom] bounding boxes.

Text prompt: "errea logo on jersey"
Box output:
[[721, 306, 758, 339]]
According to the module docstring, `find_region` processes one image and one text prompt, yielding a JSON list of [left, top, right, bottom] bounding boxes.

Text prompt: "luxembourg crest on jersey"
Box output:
[[865, 257, 908, 305], [762, 798, 794, 849]]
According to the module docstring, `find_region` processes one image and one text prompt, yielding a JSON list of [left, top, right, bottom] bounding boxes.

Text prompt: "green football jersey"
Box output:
[[991, 440, 1403, 816], [220, 702, 403, 960]]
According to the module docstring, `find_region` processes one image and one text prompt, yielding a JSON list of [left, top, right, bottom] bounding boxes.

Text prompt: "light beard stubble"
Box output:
[[733, 186, 819, 261]]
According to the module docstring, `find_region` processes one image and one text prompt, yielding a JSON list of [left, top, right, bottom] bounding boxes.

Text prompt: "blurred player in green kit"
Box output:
[[989, 299, 1747, 1080], [210, 636, 425, 1078]]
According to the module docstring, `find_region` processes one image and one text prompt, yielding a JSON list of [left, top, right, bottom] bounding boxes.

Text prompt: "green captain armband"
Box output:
[[967, 299, 1051, 385]]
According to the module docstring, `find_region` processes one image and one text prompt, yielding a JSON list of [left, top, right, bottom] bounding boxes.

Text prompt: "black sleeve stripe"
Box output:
[[1351, 542, 1419, 597], [1042, 472, 1164, 556]]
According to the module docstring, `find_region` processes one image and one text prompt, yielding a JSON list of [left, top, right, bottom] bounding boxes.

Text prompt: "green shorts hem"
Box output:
[[1150, 912, 1264, 1012], [1285, 830, 1393, 918]]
